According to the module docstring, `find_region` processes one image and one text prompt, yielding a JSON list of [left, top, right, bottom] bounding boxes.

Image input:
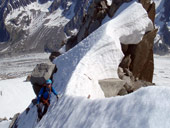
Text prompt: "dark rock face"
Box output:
[[117, 67, 154, 96], [159, 0, 170, 47], [139, 0, 156, 23], [0, 0, 10, 42], [123, 29, 157, 82], [120, 0, 157, 83], [154, 0, 170, 54], [49, 51, 61, 62], [108, 0, 131, 17], [66, 0, 133, 51], [38, 0, 49, 4], [131, 0, 156, 82], [9, 113, 20, 128]]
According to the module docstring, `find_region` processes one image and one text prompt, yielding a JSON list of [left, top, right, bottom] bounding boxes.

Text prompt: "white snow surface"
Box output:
[[53, 1, 153, 99], [153, 55, 170, 86], [106, 0, 112, 6], [1, 54, 170, 128], [37, 86, 170, 128], [0, 77, 35, 119], [0, 120, 11, 128], [1, 1, 157, 128], [44, 8, 69, 27], [5, 1, 52, 24]]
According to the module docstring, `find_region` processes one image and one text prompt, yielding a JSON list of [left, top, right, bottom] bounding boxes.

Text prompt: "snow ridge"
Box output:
[[53, 1, 153, 99], [36, 86, 170, 128], [13, 1, 154, 128]]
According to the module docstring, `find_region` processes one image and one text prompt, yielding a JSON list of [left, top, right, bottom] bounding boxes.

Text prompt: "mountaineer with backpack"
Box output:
[[36, 79, 59, 120]]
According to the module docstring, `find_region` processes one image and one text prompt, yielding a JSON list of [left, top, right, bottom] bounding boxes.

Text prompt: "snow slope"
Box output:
[[53, 1, 153, 99], [0, 120, 11, 128], [1, 54, 169, 128], [12, 1, 156, 128], [0, 77, 35, 118], [37, 86, 170, 128], [153, 55, 170, 86]]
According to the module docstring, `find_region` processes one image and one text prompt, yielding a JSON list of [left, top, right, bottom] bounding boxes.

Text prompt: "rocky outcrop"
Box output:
[[66, 0, 108, 50], [117, 67, 154, 96], [99, 66, 155, 97], [9, 113, 20, 128], [108, 0, 131, 17], [49, 51, 61, 62], [30, 63, 56, 95], [130, 29, 157, 82], [63, 0, 157, 96], [0, 117, 7, 122], [120, 0, 157, 83], [65, 0, 157, 84], [139, 0, 156, 23], [66, 0, 133, 51], [99, 78, 126, 97], [121, 29, 157, 82]]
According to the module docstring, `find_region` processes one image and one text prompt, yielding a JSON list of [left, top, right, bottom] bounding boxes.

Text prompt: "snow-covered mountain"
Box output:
[[0, 0, 91, 56], [9, 1, 157, 128], [153, 0, 170, 54], [0, 0, 169, 57]]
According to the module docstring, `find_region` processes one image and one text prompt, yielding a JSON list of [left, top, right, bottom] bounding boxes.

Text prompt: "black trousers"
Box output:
[[37, 102, 49, 119]]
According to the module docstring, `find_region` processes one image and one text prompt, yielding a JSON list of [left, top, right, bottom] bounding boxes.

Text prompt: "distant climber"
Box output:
[[36, 79, 59, 120]]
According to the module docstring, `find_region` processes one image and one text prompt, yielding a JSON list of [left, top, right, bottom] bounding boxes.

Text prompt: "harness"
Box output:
[[41, 84, 52, 106]]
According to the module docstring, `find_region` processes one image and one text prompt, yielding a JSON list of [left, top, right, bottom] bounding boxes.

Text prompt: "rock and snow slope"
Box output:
[[11, 1, 156, 128], [0, 0, 92, 55], [1, 54, 170, 128], [53, 1, 153, 99]]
